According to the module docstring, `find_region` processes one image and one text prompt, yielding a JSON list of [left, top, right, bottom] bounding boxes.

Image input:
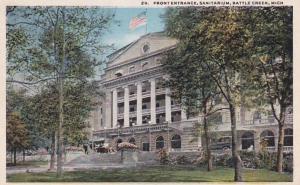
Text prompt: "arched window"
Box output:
[[129, 66, 135, 73], [171, 135, 181, 149], [241, 132, 254, 150], [156, 136, 164, 149], [129, 138, 136, 145], [260, 130, 275, 147], [284, 128, 293, 146]]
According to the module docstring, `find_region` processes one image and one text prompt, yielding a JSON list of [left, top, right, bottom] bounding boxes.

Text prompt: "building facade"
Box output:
[[91, 32, 293, 153]]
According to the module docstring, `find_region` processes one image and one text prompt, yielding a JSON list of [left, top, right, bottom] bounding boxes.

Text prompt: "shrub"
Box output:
[[156, 149, 169, 165]]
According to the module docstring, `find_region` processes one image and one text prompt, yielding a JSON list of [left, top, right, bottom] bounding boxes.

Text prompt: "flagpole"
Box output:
[[145, 8, 147, 34]]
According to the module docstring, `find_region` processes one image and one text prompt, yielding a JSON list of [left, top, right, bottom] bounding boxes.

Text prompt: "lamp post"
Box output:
[[167, 121, 170, 152], [148, 121, 152, 151]]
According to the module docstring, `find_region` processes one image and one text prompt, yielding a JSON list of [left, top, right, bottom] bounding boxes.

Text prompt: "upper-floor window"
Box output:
[[142, 44, 150, 53], [115, 70, 123, 77], [142, 62, 149, 70], [129, 66, 135, 73]]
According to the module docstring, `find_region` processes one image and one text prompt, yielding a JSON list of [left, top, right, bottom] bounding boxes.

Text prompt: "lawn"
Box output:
[[7, 166, 292, 182]]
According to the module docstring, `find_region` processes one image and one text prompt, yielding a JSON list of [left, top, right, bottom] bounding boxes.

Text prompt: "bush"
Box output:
[[214, 153, 233, 167], [156, 149, 169, 165], [239, 150, 293, 172]]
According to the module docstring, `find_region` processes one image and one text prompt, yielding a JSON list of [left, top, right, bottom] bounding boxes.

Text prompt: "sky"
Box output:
[[102, 8, 166, 55], [96, 8, 166, 77]]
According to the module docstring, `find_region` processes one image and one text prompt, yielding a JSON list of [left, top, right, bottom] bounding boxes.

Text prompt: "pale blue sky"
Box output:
[[103, 8, 166, 54]]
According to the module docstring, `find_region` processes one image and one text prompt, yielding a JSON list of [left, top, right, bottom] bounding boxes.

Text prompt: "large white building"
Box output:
[[90, 32, 293, 153]]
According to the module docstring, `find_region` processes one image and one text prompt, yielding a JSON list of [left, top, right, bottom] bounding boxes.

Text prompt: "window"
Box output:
[[156, 103, 160, 107], [284, 128, 293, 146], [130, 107, 135, 112], [241, 132, 254, 150], [100, 118, 103, 127], [142, 44, 150, 53], [171, 135, 181, 149], [156, 136, 164, 149], [253, 111, 261, 120], [209, 112, 222, 124], [143, 143, 150, 151], [129, 66, 135, 73], [142, 104, 147, 109], [141, 137, 150, 151], [260, 130, 275, 147], [142, 62, 149, 70]]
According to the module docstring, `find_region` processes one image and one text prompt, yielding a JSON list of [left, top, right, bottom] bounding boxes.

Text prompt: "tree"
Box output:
[[244, 7, 292, 173], [164, 7, 257, 181], [6, 112, 30, 166], [6, 7, 114, 177], [162, 33, 226, 171]]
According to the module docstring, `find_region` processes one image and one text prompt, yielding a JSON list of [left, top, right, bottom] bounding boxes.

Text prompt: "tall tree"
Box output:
[[164, 7, 256, 181], [244, 7, 293, 173], [163, 38, 225, 171], [6, 7, 114, 177]]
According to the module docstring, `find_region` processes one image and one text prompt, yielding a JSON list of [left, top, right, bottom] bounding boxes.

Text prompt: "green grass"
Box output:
[[7, 166, 292, 182], [6, 160, 48, 167]]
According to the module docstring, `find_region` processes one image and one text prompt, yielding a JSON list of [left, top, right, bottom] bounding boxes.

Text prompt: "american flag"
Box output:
[[129, 11, 147, 30]]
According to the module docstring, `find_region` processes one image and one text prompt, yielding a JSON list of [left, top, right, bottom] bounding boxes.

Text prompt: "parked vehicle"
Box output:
[[210, 136, 232, 151]]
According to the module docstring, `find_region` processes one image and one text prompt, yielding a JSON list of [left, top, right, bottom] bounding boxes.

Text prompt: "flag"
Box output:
[[129, 11, 147, 30]]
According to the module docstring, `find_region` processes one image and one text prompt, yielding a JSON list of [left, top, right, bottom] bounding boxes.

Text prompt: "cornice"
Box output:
[[105, 45, 176, 71], [102, 66, 165, 88]]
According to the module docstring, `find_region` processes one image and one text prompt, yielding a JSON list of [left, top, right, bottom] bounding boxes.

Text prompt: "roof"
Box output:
[[107, 31, 166, 62]]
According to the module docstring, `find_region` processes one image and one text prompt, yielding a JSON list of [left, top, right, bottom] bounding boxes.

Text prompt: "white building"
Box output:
[[90, 32, 293, 153]]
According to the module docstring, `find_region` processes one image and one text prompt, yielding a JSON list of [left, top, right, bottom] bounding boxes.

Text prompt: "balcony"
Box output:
[[156, 106, 165, 113], [243, 118, 278, 126], [142, 90, 150, 98], [156, 88, 165, 95], [142, 109, 151, 115], [171, 104, 181, 111]]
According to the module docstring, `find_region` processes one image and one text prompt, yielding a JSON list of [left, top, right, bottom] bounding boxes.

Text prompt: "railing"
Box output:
[[283, 146, 293, 153], [117, 113, 124, 119], [142, 90, 150, 96], [156, 88, 165, 95], [156, 106, 165, 113], [243, 118, 278, 125], [142, 109, 151, 114], [171, 104, 181, 111], [263, 146, 293, 153]]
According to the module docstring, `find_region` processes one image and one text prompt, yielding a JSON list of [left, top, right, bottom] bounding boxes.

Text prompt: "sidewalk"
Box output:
[[6, 153, 140, 174]]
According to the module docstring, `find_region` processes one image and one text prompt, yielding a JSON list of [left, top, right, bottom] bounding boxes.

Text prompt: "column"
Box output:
[[124, 86, 130, 127], [112, 89, 118, 128], [104, 90, 112, 128], [136, 81, 142, 125], [150, 79, 156, 124], [165, 87, 171, 123], [181, 108, 187, 120]]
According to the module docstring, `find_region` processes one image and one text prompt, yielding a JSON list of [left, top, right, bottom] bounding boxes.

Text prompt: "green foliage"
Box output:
[[157, 149, 170, 165], [6, 112, 30, 151]]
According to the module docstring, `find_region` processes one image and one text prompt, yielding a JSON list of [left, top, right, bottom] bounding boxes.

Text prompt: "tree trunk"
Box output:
[[276, 106, 286, 173], [13, 148, 17, 166], [203, 117, 213, 171], [49, 132, 56, 170], [56, 8, 66, 178], [203, 101, 212, 171], [229, 104, 243, 181]]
